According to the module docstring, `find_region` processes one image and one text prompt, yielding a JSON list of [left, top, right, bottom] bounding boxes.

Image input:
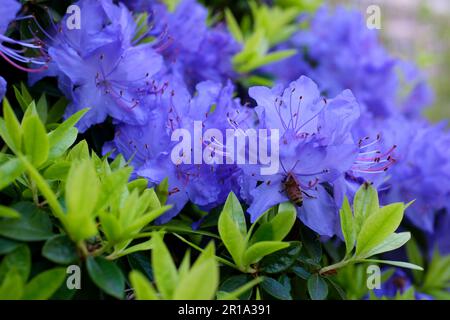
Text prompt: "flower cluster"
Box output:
[[1, 0, 448, 240], [263, 5, 450, 235]]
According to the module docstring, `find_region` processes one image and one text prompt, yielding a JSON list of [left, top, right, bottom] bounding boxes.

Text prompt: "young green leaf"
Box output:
[[86, 257, 125, 299], [340, 196, 356, 255], [405, 237, 425, 283], [250, 202, 296, 244], [356, 203, 404, 257], [129, 270, 159, 300], [2, 98, 22, 152], [22, 114, 49, 167], [353, 182, 379, 233], [243, 241, 290, 266], [361, 232, 411, 258], [362, 259, 423, 271], [218, 192, 247, 268], [225, 8, 244, 43], [0, 206, 20, 219], [64, 159, 99, 241], [151, 232, 178, 299], [0, 158, 25, 190], [173, 243, 218, 300], [0, 269, 24, 300], [47, 109, 88, 160], [23, 268, 66, 300]]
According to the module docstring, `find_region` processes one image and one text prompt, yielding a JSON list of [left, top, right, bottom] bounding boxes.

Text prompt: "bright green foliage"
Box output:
[[130, 233, 219, 300]]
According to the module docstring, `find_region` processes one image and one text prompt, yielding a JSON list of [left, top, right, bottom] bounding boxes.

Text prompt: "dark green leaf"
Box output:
[[0, 245, 31, 283], [219, 275, 253, 300], [260, 242, 302, 274], [42, 235, 78, 264], [23, 268, 66, 300], [0, 202, 53, 241], [86, 257, 125, 299], [261, 277, 292, 300], [307, 274, 328, 300]]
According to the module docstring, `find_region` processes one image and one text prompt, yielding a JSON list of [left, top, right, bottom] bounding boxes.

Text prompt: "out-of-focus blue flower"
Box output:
[[0, 0, 21, 35], [0, 77, 6, 101], [241, 76, 361, 237], [148, 0, 240, 90], [372, 118, 450, 232], [264, 6, 433, 119], [373, 269, 432, 300], [429, 213, 450, 256]]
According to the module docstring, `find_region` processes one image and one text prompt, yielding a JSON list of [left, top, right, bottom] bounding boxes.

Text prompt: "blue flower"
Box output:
[[264, 6, 433, 119], [380, 119, 450, 232], [38, 0, 163, 131], [1, 0, 48, 82], [148, 0, 240, 90], [0, 76, 6, 101], [242, 76, 360, 237], [372, 269, 432, 300], [106, 79, 251, 223]]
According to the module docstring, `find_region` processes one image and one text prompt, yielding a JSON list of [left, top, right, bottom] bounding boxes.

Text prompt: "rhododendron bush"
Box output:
[[0, 0, 448, 301]]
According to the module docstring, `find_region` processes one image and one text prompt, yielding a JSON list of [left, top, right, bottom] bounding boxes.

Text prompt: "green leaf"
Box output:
[[218, 192, 247, 267], [0, 245, 31, 283], [218, 275, 253, 300], [250, 202, 296, 243], [22, 114, 49, 167], [36, 94, 48, 124], [291, 266, 311, 280], [0, 269, 24, 299], [218, 277, 263, 300], [0, 205, 20, 219], [111, 239, 153, 259], [340, 196, 356, 255], [151, 232, 178, 299], [173, 243, 218, 300], [259, 242, 302, 274], [47, 97, 67, 124], [0, 237, 20, 255], [2, 98, 22, 152], [243, 241, 289, 266], [261, 277, 292, 300], [356, 203, 404, 257], [155, 177, 169, 205], [353, 182, 379, 233], [129, 270, 159, 300], [23, 268, 66, 300], [406, 237, 424, 283], [86, 257, 125, 299], [0, 202, 54, 241], [362, 232, 411, 258], [0, 158, 25, 190], [362, 259, 424, 271], [225, 8, 244, 43], [64, 159, 99, 241], [307, 274, 328, 300], [42, 235, 78, 264], [47, 109, 87, 160], [422, 249, 450, 291]]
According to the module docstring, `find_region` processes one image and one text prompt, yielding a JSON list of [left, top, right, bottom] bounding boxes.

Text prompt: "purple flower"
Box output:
[[241, 76, 361, 237], [373, 269, 432, 300], [264, 6, 433, 119], [148, 0, 240, 90], [1, 0, 48, 80], [381, 119, 450, 232], [0, 76, 6, 101], [38, 0, 163, 131], [106, 79, 252, 223]]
